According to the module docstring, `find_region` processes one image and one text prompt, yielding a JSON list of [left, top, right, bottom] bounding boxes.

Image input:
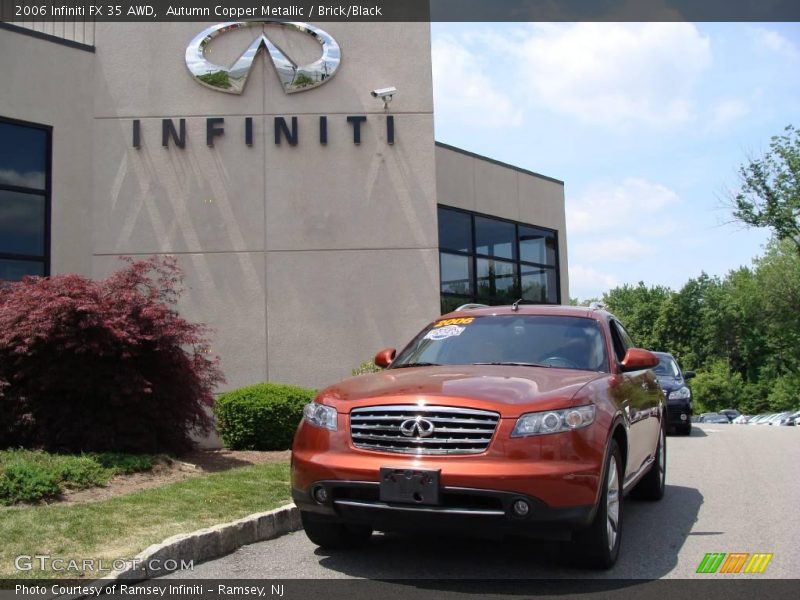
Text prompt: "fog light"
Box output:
[[512, 499, 530, 517], [312, 486, 328, 504]]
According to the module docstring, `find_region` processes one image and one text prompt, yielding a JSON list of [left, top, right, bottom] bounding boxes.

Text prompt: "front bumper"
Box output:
[[292, 481, 595, 538], [666, 402, 692, 427], [291, 415, 609, 538]]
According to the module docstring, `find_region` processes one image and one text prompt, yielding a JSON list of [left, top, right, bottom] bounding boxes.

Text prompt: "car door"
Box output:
[[608, 319, 661, 484]]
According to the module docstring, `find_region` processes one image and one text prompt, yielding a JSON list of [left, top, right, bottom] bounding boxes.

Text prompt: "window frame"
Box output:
[[438, 205, 561, 311], [608, 319, 634, 364], [0, 115, 52, 279]]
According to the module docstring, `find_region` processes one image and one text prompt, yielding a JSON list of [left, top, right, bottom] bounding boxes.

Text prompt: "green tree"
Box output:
[[602, 282, 673, 350], [731, 125, 800, 254], [652, 273, 721, 369], [753, 239, 800, 375], [690, 359, 744, 412], [586, 237, 799, 415]]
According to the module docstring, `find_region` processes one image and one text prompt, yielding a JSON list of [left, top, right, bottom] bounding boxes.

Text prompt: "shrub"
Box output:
[[0, 462, 61, 505], [0, 449, 157, 504], [93, 452, 157, 475], [0, 257, 224, 454], [214, 383, 316, 450], [50, 454, 110, 489]]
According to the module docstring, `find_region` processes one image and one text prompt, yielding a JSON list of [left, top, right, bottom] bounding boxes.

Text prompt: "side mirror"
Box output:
[[620, 348, 659, 372], [374, 348, 396, 369], [683, 370, 696, 380]]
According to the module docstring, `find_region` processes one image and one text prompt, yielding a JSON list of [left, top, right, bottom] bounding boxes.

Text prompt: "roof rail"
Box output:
[[455, 303, 490, 311]]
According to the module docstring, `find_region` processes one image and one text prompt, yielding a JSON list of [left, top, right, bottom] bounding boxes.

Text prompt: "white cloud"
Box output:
[[573, 237, 654, 263], [479, 23, 712, 128], [431, 35, 523, 128], [751, 28, 800, 60], [567, 177, 681, 234], [569, 265, 619, 299], [710, 99, 749, 129]]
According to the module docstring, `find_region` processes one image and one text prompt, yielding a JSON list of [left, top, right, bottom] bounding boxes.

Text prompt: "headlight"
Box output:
[[669, 386, 691, 400], [511, 405, 596, 437], [303, 402, 338, 431]]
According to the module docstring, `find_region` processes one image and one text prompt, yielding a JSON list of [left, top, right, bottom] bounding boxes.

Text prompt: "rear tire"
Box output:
[[679, 423, 692, 436], [572, 440, 623, 569], [635, 424, 666, 500], [300, 511, 372, 549]]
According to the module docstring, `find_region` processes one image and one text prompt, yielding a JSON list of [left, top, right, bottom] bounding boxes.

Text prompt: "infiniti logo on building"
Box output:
[[185, 21, 341, 95], [399, 417, 436, 438]]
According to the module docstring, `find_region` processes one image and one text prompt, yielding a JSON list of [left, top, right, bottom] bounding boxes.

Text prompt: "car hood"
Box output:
[[656, 376, 684, 392], [318, 365, 605, 415]]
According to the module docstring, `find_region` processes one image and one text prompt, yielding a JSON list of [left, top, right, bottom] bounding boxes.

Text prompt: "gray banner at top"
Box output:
[[1, 0, 800, 22]]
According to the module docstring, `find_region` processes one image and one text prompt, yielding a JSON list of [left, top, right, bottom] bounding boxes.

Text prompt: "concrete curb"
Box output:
[[108, 502, 301, 581]]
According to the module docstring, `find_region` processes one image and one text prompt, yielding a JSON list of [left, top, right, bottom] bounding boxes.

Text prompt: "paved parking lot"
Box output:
[[167, 424, 799, 579]]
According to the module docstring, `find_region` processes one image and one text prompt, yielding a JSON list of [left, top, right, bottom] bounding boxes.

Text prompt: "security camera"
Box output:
[[371, 86, 397, 108]]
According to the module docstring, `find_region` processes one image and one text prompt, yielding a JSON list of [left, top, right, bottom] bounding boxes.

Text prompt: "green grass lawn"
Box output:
[[0, 462, 291, 579]]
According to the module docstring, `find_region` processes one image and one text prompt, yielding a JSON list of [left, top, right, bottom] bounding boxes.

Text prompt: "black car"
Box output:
[[652, 351, 695, 435]]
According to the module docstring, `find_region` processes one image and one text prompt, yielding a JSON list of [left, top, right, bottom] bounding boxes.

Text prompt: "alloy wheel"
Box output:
[[606, 459, 620, 551]]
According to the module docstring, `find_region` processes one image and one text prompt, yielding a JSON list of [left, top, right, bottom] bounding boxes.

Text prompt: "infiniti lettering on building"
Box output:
[[132, 21, 394, 148]]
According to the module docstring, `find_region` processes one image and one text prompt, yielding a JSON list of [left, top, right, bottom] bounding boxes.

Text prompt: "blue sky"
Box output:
[[429, 22, 800, 299]]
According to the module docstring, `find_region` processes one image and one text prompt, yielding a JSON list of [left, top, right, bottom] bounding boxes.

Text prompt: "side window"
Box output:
[[617, 322, 635, 350], [609, 320, 630, 363]]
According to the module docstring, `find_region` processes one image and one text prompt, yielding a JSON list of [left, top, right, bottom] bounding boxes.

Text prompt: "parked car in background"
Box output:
[[699, 413, 730, 424], [652, 351, 694, 435], [748, 414, 771, 424], [293, 304, 667, 569], [769, 412, 794, 426], [719, 408, 741, 422], [732, 415, 750, 424], [773, 411, 798, 426]]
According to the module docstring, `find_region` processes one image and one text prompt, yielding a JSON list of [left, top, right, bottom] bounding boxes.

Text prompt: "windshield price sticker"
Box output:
[[433, 317, 474, 328], [424, 325, 465, 341]]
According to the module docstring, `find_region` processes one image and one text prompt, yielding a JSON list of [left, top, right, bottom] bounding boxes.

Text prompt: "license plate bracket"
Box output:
[[379, 467, 441, 505]]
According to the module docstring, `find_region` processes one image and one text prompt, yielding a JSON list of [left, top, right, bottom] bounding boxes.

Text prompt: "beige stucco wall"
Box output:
[[435, 144, 570, 303], [0, 26, 94, 277], [88, 22, 439, 391]]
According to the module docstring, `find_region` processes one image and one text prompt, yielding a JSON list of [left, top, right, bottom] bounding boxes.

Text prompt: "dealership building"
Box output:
[[0, 20, 569, 398]]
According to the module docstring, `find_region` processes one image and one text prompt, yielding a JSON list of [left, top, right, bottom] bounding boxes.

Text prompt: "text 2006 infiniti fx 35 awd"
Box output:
[[291, 304, 666, 568]]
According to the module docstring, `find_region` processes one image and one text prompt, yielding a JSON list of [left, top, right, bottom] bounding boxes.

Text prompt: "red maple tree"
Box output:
[[0, 256, 224, 453]]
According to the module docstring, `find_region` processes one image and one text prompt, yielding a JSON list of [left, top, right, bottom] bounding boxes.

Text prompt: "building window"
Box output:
[[0, 117, 51, 281], [438, 205, 560, 313]]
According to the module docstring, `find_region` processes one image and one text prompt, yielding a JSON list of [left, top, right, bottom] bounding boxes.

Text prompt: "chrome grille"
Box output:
[[350, 405, 500, 455]]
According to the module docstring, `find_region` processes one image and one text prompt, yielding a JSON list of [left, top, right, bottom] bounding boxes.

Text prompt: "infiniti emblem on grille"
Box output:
[[399, 417, 436, 438]]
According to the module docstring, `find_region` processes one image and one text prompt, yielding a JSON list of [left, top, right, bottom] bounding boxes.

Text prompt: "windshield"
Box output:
[[391, 315, 609, 372], [653, 355, 680, 377]]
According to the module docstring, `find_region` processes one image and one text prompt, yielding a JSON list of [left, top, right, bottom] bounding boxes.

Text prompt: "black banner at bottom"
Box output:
[[1, 579, 799, 600]]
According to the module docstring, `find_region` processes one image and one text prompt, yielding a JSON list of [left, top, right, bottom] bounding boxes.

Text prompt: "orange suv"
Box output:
[[291, 304, 666, 568]]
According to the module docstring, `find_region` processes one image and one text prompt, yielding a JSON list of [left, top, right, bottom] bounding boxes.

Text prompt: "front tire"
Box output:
[[572, 440, 623, 569], [635, 424, 666, 500], [300, 511, 372, 549]]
